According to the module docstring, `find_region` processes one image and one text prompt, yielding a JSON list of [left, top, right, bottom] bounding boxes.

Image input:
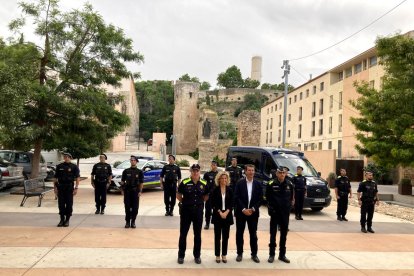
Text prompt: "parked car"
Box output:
[[0, 150, 48, 180], [226, 146, 332, 211], [0, 157, 24, 189], [108, 159, 167, 192]]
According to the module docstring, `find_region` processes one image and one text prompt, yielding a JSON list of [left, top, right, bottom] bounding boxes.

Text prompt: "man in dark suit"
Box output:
[[234, 164, 263, 263]]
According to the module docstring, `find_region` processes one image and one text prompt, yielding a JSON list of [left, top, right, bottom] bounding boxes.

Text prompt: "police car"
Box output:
[[108, 159, 168, 192]]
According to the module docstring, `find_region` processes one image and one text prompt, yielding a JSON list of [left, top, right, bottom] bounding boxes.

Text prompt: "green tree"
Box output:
[[261, 83, 272, 89], [179, 74, 211, 90], [0, 0, 142, 176], [350, 33, 414, 167], [135, 80, 174, 141], [242, 78, 260, 89], [217, 65, 244, 88], [200, 81, 211, 90], [234, 94, 269, 117]]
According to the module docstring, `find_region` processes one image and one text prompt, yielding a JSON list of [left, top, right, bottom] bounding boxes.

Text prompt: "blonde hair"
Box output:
[[215, 171, 230, 187]]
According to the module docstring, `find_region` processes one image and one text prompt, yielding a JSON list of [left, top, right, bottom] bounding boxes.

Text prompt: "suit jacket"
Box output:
[[211, 186, 234, 225], [234, 178, 263, 217]]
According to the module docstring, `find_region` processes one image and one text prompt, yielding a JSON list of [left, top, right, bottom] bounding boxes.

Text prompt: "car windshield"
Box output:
[[116, 160, 146, 170], [273, 153, 318, 177]]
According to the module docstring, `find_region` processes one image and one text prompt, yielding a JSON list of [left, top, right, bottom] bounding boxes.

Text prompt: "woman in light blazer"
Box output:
[[211, 171, 234, 263]]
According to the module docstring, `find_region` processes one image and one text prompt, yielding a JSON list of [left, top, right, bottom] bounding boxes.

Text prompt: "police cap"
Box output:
[[276, 166, 285, 173], [168, 154, 176, 160], [130, 155, 139, 162], [297, 166, 304, 170], [100, 153, 107, 160], [63, 152, 73, 159], [211, 160, 218, 165], [190, 164, 201, 171]]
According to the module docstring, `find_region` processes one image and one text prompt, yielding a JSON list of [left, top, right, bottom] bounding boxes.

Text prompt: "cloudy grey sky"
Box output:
[[0, 0, 413, 88]]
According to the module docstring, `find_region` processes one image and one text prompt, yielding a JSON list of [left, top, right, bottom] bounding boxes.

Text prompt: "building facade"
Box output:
[[260, 46, 384, 160]]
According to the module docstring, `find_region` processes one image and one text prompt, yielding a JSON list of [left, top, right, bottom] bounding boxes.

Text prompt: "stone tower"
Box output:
[[173, 81, 200, 154], [251, 56, 262, 82]]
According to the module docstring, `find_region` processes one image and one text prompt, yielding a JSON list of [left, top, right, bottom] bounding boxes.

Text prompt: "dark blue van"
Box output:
[[226, 146, 331, 211]]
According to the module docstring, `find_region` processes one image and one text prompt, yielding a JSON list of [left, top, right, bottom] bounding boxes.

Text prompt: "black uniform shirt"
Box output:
[[177, 177, 209, 208], [203, 170, 218, 193], [55, 162, 80, 185], [91, 162, 112, 182], [357, 180, 378, 202], [226, 165, 243, 186], [293, 174, 307, 191], [160, 164, 181, 184], [121, 167, 144, 190], [335, 175, 351, 194], [266, 178, 294, 211]]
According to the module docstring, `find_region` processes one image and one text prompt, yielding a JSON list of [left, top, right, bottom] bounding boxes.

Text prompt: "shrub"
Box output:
[[113, 161, 122, 167], [176, 159, 190, 167]]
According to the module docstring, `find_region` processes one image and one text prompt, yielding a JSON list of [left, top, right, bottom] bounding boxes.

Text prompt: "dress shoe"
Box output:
[[169, 211, 174, 216], [125, 222, 130, 228], [222, 256, 227, 263], [177, 257, 184, 264], [63, 218, 70, 227], [204, 224, 209, 230], [57, 216, 65, 227], [251, 255, 260, 263], [216, 257, 221, 263], [95, 209, 100, 214], [295, 216, 300, 220], [367, 228, 375, 233], [194, 257, 201, 264], [165, 212, 169, 216], [278, 256, 290, 263], [342, 217, 348, 221], [131, 221, 136, 228], [236, 255, 243, 262], [361, 227, 367, 233], [268, 256, 275, 263], [299, 216, 304, 220], [100, 210, 105, 215], [337, 216, 343, 221]]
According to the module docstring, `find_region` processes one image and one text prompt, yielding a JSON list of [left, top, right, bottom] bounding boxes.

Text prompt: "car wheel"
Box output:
[[311, 207, 323, 212]]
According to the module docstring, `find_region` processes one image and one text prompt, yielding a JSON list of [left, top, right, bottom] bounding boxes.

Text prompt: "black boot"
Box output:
[[95, 208, 100, 214], [125, 220, 130, 228], [57, 215, 65, 227], [131, 220, 136, 228], [63, 216, 70, 227], [100, 208, 105, 215]]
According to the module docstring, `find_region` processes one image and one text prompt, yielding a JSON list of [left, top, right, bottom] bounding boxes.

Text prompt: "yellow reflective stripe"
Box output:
[[143, 181, 160, 186], [183, 178, 191, 184]]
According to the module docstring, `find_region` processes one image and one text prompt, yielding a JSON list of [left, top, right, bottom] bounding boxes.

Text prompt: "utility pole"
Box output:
[[281, 60, 290, 148]]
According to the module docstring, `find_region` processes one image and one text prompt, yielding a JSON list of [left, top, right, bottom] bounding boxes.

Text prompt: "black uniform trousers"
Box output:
[[94, 181, 107, 211], [163, 183, 177, 213], [213, 219, 231, 257], [124, 189, 139, 222], [235, 214, 258, 256], [204, 198, 212, 224], [337, 193, 349, 218], [178, 206, 204, 258], [57, 185, 74, 217], [294, 190, 305, 217], [360, 202, 375, 228], [269, 211, 289, 257]]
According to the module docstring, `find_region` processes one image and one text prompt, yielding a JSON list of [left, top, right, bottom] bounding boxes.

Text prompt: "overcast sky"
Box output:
[[0, 0, 413, 88]]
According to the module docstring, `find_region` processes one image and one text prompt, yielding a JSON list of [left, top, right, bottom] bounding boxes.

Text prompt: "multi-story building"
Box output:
[[260, 45, 384, 160]]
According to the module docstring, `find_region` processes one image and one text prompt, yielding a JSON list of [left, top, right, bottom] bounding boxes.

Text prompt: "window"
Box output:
[[345, 67, 352, 78], [270, 118, 273, 129], [311, 121, 315, 137], [279, 102, 282, 109], [275, 104, 277, 111], [266, 119, 269, 130], [339, 92, 342, 109], [294, 95, 297, 102], [304, 144, 308, 151], [306, 89, 309, 97], [319, 119, 323, 135], [338, 71, 343, 81], [267, 108, 269, 114], [288, 114, 291, 121], [189, 92, 193, 98], [298, 124, 302, 139], [319, 99, 324, 115], [313, 85, 317, 94], [300, 92, 303, 100], [311, 143, 315, 150], [289, 97, 292, 105], [318, 142, 322, 150], [339, 114, 342, 132], [328, 141, 332, 150], [278, 115, 282, 127], [266, 133, 268, 144], [14, 153, 30, 163], [369, 80, 375, 89], [278, 129, 281, 142], [312, 102, 316, 117], [363, 59, 367, 70], [354, 63, 362, 74], [320, 82, 324, 91], [329, 95, 333, 112], [271, 106, 273, 113], [269, 132, 272, 143], [288, 130, 290, 138], [329, 116, 332, 134], [298, 144, 301, 150], [369, 56, 377, 67], [299, 107, 302, 121], [338, 140, 342, 158]]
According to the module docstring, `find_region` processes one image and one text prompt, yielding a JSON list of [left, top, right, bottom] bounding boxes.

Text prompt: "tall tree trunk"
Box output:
[[31, 139, 43, 179]]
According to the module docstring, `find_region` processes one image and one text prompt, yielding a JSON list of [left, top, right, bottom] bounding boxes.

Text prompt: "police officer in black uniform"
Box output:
[[160, 155, 181, 216], [203, 160, 219, 229], [357, 170, 379, 233], [335, 168, 352, 221], [177, 164, 209, 265], [54, 152, 80, 227], [226, 157, 243, 190], [266, 166, 294, 264], [293, 166, 307, 220], [120, 156, 144, 229], [91, 153, 112, 215]]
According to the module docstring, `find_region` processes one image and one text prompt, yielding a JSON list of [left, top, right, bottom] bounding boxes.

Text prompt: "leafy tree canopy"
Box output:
[[0, 0, 143, 174], [350, 33, 414, 168], [261, 82, 294, 91], [234, 93, 269, 117], [178, 73, 211, 90], [217, 65, 244, 88]]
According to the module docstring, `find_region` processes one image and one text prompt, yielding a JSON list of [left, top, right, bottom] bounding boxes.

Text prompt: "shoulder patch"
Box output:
[[268, 180, 274, 185], [200, 179, 207, 185], [183, 178, 191, 184]]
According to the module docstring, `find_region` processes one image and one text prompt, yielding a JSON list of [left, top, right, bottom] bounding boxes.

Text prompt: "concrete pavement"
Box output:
[[0, 176, 414, 275]]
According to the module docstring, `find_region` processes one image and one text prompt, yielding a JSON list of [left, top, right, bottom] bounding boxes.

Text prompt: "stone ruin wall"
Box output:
[[237, 110, 261, 146]]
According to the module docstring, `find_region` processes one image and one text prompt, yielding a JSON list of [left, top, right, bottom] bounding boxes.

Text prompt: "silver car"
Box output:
[[0, 150, 47, 180], [0, 157, 24, 189]]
